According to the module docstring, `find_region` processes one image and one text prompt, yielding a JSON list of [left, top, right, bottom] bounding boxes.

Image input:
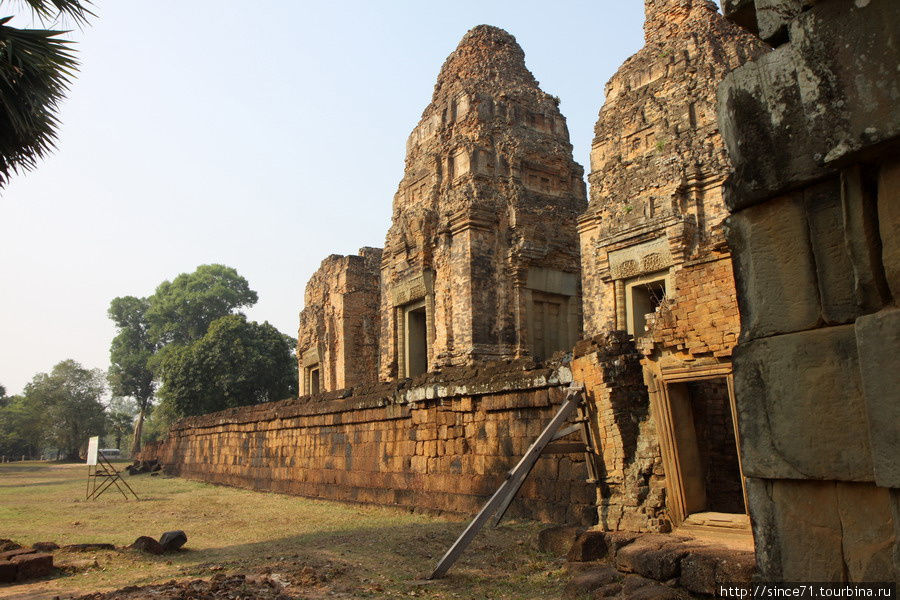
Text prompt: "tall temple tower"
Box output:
[[579, 0, 765, 340], [380, 25, 587, 380], [577, 0, 767, 530]]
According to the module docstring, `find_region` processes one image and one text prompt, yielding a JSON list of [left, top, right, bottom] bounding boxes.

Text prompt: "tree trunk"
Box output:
[[131, 408, 145, 456]]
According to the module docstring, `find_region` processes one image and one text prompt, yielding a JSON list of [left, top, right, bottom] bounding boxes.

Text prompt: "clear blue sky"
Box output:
[[0, 1, 703, 395]]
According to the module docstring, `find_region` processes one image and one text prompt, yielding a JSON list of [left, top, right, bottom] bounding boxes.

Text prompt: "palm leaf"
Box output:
[[0, 18, 79, 186], [2, 0, 94, 26]]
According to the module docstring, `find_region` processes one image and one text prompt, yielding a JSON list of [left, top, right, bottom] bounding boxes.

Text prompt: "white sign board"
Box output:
[[86, 436, 99, 466]]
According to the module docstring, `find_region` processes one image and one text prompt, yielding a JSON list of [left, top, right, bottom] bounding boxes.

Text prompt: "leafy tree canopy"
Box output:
[[0, 0, 94, 187], [145, 264, 258, 347], [23, 359, 105, 460], [156, 315, 297, 418], [109, 296, 156, 402], [108, 295, 156, 453], [0, 393, 45, 458]]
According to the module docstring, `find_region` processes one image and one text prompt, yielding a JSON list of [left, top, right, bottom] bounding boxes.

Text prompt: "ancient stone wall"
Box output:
[[719, 0, 899, 581], [297, 248, 382, 394], [571, 333, 670, 533], [143, 361, 598, 525], [380, 25, 587, 380]]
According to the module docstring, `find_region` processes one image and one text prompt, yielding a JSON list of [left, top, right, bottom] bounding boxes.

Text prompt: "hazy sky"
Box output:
[[0, 1, 681, 395]]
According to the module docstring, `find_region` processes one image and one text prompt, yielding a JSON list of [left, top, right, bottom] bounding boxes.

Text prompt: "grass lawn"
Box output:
[[0, 461, 570, 599]]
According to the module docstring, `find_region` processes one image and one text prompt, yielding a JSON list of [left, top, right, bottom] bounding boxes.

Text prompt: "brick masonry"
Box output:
[[142, 361, 602, 525], [297, 248, 382, 394]]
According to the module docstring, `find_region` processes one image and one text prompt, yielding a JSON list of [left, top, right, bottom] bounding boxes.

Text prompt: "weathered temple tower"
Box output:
[[297, 248, 382, 395], [380, 25, 587, 380], [576, 0, 767, 531]]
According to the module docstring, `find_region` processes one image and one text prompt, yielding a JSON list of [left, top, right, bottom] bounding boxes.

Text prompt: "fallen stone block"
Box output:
[[563, 565, 621, 598], [715, 549, 756, 586], [57, 558, 100, 572], [680, 551, 718, 595], [0, 539, 21, 552], [129, 536, 164, 555], [567, 530, 637, 562], [63, 543, 116, 552], [0, 560, 17, 584], [537, 525, 582, 557], [0, 548, 36, 561], [12, 552, 53, 581], [614, 535, 690, 581], [159, 530, 187, 552], [32, 541, 59, 552]]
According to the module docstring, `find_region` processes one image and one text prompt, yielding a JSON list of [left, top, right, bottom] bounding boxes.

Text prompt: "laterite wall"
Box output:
[[142, 363, 598, 525]]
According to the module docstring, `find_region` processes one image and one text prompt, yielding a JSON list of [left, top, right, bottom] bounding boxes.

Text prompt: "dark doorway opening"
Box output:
[[406, 305, 428, 377], [666, 378, 745, 517], [309, 366, 320, 395]]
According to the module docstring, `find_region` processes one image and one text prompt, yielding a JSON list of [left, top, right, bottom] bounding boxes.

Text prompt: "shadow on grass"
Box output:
[[0, 480, 73, 489], [160, 518, 556, 598]]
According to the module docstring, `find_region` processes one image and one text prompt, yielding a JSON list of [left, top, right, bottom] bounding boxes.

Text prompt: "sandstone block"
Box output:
[[614, 535, 689, 581], [835, 482, 895, 581], [679, 552, 718, 595], [855, 309, 900, 488], [0, 548, 35, 561], [771, 479, 844, 581], [537, 525, 583, 557], [718, 0, 900, 207], [714, 549, 757, 587], [567, 530, 637, 563], [562, 565, 621, 598], [878, 158, 900, 299], [12, 552, 53, 581], [804, 178, 859, 325], [0, 560, 16, 583], [733, 326, 874, 481], [726, 195, 820, 340], [754, 0, 802, 43], [841, 167, 888, 314], [31, 542, 59, 552]]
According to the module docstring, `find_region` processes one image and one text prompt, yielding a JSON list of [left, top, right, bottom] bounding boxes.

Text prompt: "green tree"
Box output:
[[0, 0, 93, 187], [146, 264, 258, 346], [0, 393, 46, 459], [108, 295, 156, 455], [23, 360, 106, 460], [156, 315, 297, 417]]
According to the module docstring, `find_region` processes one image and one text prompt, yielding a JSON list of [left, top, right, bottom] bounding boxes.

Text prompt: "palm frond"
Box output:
[[2, 0, 94, 26], [0, 19, 79, 186]]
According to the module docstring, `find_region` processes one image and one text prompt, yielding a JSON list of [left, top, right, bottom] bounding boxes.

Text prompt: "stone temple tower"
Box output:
[[380, 25, 587, 380], [577, 0, 767, 531]]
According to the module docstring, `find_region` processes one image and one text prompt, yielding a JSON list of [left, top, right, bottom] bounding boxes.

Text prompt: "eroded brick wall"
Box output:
[[143, 364, 598, 525], [297, 248, 381, 394], [572, 332, 669, 533], [642, 255, 740, 361]]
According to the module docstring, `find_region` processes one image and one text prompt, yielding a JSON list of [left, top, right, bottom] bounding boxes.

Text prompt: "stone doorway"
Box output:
[[645, 365, 749, 531], [404, 301, 428, 377], [308, 366, 321, 395]]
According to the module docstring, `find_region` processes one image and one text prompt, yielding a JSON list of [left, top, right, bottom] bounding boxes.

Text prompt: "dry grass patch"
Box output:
[[0, 462, 569, 599]]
